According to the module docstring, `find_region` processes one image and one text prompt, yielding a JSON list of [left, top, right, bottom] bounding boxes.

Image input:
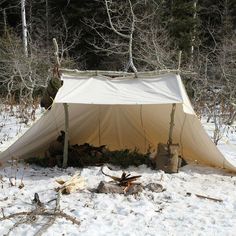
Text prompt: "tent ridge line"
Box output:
[[59, 69, 195, 79]]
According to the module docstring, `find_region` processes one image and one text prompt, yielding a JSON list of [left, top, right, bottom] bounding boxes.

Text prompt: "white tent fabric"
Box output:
[[0, 72, 235, 172]]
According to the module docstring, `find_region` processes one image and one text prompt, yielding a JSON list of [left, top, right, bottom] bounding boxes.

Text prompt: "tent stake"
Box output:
[[62, 103, 69, 168]]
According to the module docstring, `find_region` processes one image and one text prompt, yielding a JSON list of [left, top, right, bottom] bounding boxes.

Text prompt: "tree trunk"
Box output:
[[21, 0, 28, 57]]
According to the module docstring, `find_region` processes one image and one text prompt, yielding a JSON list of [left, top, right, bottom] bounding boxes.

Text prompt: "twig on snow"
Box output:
[[186, 192, 223, 202]]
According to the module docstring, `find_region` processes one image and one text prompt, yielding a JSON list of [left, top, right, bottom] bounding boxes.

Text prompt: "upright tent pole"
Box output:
[[62, 103, 69, 168], [53, 38, 69, 168], [168, 103, 176, 146]]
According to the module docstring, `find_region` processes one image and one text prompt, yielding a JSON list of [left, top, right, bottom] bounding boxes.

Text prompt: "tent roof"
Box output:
[[0, 71, 235, 172], [55, 72, 194, 114]]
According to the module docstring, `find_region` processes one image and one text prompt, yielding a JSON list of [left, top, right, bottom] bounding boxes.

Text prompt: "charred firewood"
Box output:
[[97, 181, 143, 195], [56, 131, 65, 143], [71, 143, 107, 157], [101, 165, 141, 186], [48, 131, 66, 157], [90, 145, 107, 157]]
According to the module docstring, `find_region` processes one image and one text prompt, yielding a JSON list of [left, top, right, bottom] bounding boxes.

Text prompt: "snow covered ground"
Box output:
[[201, 119, 236, 166], [0, 104, 44, 152], [0, 105, 236, 236], [0, 164, 236, 236]]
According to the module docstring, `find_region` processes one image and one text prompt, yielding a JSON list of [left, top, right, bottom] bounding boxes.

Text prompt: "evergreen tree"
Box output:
[[49, 0, 106, 69], [167, 0, 198, 58]]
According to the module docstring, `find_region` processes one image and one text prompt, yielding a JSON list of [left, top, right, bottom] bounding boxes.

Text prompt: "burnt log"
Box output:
[[97, 181, 143, 195], [48, 131, 65, 156]]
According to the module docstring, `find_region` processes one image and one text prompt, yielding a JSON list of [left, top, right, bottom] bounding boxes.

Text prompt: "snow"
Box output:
[[0, 105, 236, 236], [1, 164, 236, 235], [0, 104, 44, 152], [201, 118, 236, 166]]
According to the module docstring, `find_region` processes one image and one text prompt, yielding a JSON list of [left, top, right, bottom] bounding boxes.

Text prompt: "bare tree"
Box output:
[[0, 2, 80, 108], [85, 0, 177, 72], [105, 0, 137, 74], [188, 6, 236, 144]]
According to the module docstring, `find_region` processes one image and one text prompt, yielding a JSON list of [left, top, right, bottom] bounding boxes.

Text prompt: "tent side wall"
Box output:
[[0, 103, 235, 172]]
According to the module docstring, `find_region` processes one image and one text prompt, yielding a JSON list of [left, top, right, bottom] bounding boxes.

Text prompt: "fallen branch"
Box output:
[[34, 217, 55, 236], [5, 218, 30, 236], [186, 192, 223, 203], [0, 192, 80, 235], [34, 191, 62, 236], [0, 211, 80, 225]]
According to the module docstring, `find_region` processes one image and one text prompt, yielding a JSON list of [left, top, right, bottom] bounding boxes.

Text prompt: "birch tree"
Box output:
[[86, 0, 176, 72], [21, 0, 28, 57]]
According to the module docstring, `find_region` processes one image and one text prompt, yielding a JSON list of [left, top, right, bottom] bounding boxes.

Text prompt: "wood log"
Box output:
[[55, 172, 85, 194], [48, 141, 63, 156], [154, 143, 180, 173], [96, 181, 165, 195], [96, 181, 143, 195]]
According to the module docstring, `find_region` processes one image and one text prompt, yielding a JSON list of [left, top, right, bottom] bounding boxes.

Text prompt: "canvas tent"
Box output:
[[0, 71, 235, 172]]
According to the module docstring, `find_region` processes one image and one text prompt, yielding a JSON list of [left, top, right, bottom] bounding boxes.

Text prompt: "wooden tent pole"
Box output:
[[53, 38, 69, 168], [62, 103, 69, 168], [168, 103, 176, 145]]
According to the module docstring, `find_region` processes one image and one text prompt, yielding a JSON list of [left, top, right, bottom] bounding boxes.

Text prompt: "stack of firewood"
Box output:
[[26, 131, 152, 168]]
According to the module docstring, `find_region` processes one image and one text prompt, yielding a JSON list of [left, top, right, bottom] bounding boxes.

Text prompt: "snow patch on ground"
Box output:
[[0, 104, 44, 152], [0, 164, 236, 236], [0, 107, 236, 235], [201, 118, 236, 166]]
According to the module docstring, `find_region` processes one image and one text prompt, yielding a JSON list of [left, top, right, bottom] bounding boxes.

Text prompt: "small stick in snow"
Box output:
[[0, 174, 4, 189], [32, 193, 44, 208], [19, 163, 29, 189], [1, 208, 5, 218], [9, 157, 15, 186], [186, 192, 223, 202], [55, 190, 61, 212], [14, 159, 19, 185]]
